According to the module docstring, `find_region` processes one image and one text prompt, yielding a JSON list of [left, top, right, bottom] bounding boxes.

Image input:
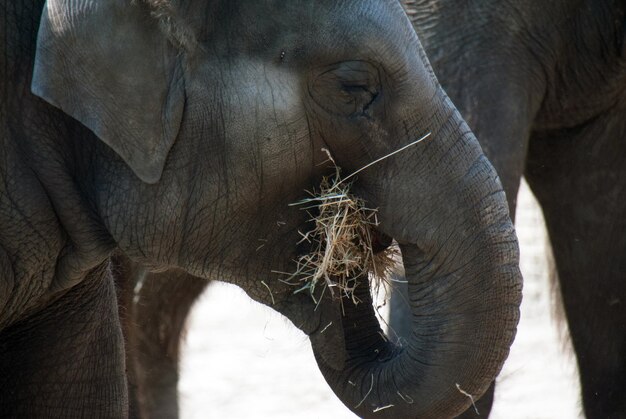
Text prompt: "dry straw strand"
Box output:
[[456, 383, 479, 415]]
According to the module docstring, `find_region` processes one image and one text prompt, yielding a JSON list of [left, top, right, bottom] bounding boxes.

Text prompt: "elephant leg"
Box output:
[[113, 254, 145, 419], [0, 263, 128, 418], [113, 255, 211, 419], [133, 271, 210, 419], [526, 122, 626, 418]]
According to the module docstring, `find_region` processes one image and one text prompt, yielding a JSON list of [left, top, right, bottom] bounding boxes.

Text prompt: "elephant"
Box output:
[[394, 1, 626, 418], [0, 0, 523, 417]]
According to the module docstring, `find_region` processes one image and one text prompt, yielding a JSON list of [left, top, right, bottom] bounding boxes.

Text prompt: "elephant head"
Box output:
[[32, 0, 521, 417]]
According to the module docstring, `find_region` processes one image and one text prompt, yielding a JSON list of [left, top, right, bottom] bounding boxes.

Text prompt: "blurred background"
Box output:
[[179, 180, 583, 419]]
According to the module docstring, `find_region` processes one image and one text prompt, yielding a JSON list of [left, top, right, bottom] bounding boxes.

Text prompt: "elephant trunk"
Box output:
[[310, 105, 522, 418]]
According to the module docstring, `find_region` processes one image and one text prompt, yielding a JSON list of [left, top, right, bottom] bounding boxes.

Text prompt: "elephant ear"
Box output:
[[32, 0, 188, 183]]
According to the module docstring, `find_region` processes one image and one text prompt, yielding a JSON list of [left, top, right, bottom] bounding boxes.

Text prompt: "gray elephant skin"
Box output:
[[0, 0, 522, 418], [395, 1, 626, 418]]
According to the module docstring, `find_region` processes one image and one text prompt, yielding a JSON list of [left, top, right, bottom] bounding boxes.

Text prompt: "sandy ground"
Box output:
[[179, 181, 583, 418]]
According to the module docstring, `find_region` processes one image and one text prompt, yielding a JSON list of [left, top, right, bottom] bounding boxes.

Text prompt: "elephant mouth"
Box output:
[[286, 179, 397, 301], [370, 229, 393, 254]]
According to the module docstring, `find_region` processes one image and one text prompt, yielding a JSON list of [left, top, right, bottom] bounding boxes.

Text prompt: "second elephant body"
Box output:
[[403, 1, 626, 418]]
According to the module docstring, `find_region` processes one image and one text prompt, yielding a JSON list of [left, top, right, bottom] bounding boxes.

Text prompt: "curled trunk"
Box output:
[[310, 111, 522, 418]]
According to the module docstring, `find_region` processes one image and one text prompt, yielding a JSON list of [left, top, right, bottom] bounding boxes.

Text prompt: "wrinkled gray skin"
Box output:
[[1, 0, 522, 417], [393, 1, 626, 418]]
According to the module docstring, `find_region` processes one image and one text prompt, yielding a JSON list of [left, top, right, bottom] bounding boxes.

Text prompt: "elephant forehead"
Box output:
[[179, 0, 413, 63]]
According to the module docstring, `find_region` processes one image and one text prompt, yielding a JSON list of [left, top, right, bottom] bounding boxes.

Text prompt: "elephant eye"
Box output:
[[310, 60, 382, 119]]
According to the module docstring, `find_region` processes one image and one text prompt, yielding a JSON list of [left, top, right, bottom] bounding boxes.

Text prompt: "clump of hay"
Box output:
[[276, 134, 430, 304], [284, 150, 400, 305]]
